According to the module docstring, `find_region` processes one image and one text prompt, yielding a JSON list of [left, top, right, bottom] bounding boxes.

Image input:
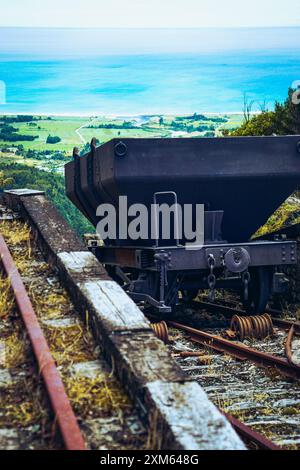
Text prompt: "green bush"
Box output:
[[46, 135, 62, 144], [232, 88, 300, 136], [0, 161, 93, 237]]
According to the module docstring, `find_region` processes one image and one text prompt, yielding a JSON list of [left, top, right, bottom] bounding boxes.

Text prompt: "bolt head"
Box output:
[[114, 141, 127, 157]]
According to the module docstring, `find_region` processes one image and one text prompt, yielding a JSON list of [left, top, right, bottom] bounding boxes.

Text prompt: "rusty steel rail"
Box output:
[[168, 320, 300, 381], [272, 317, 300, 335], [0, 234, 86, 451], [285, 326, 300, 370], [222, 412, 280, 450]]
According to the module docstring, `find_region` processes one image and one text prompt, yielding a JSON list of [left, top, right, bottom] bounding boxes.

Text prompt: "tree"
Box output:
[[46, 135, 61, 144], [272, 88, 300, 135], [232, 88, 300, 137], [0, 161, 92, 235], [243, 93, 255, 125], [0, 170, 14, 191]]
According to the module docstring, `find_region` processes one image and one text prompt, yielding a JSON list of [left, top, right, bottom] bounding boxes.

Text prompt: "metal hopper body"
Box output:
[[65, 136, 300, 314]]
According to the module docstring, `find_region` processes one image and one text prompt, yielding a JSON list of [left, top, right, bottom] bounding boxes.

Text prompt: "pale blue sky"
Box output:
[[0, 0, 299, 28]]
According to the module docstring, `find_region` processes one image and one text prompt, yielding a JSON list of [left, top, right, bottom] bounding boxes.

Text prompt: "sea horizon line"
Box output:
[[0, 25, 299, 30]]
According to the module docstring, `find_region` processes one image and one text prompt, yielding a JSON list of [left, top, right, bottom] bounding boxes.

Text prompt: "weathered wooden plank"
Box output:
[[4, 189, 45, 198], [57, 252, 150, 331], [21, 194, 85, 254], [58, 251, 109, 281], [85, 280, 151, 329], [145, 381, 245, 450], [80, 280, 151, 332], [107, 332, 189, 412]]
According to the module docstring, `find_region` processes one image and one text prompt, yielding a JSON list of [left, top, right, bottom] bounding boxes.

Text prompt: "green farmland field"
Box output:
[[0, 113, 243, 172]]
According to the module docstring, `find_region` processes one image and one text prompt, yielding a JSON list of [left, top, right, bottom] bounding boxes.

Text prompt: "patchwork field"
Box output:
[[0, 113, 244, 162]]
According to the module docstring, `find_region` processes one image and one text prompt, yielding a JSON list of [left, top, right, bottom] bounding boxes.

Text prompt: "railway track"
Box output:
[[147, 318, 279, 449], [150, 299, 300, 450], [168, 319, 300, 381], [2, 194, 299, 451], [0, 215, 146, 451], [2, 220, 298, 450], [0, 234, 86, 450]]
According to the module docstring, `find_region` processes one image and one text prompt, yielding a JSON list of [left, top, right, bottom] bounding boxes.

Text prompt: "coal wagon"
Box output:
[[65, 136, 300, 314]]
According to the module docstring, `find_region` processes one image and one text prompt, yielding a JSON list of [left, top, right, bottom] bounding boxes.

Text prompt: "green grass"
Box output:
[[4, 117, 86, 152], [80, 125, 170, 142], [219, 114, 244, 131], [0, 113, 242, 171], [0, 115, 171, 154]]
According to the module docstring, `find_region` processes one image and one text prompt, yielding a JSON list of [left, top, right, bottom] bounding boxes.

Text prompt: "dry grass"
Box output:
[[0, 220, 32, 246], [216, 395, 246, 423], [0, 218, 144, 449], [197, 355, 214, 365], [0, 395, 45, 427], [0, 373, 51, 430], [0, 220, 34, 276], [64, 372, 131, 419], [2, 331, 29, 368], [0, 268, 31, 370], [0, 274, 14, 318], [28, 286, 73, 320], [44, 323, 95, 366]]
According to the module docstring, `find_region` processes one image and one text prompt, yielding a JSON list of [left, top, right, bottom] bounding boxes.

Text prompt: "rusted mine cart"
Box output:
[[65, 136, 300, 314]]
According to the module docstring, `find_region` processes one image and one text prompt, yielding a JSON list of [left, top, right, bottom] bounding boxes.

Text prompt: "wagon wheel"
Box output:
[[180, 289, 199, 303], [241, 267, 272, 314]]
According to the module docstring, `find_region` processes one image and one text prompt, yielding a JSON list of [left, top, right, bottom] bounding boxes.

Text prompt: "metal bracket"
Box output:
[[129, 292, 172, 314]]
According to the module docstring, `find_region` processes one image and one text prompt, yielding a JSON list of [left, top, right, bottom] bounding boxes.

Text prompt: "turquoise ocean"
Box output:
[[0, 27, 299, 115]]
